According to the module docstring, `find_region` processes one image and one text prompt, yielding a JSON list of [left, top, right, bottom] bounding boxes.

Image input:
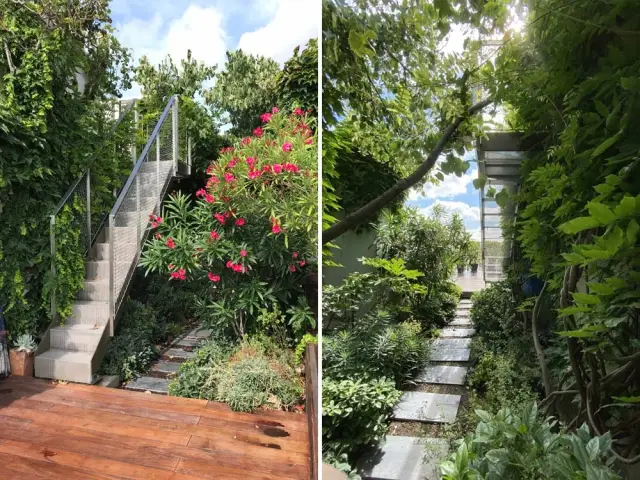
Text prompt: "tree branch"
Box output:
[[322, 98, 494, 244]]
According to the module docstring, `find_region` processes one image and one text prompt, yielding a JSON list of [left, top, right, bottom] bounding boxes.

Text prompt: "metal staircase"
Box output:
[[35, 95, 191, 383]]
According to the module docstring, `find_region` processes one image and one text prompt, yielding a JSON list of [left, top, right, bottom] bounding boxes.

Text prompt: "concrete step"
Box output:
[[393, 392, 461, 423], [357, 436, 448, 480], [416, 365, 468, 386], [77, 280, 109, 302], [91, 243, 110, 260], [50, 324, 104, 352], [430, 345, 470, 362], [161, 348, 195, 362], [151, 360, 181, 377], [139, 160, 174, 174], [85, 258, 136, 281], [35, 349, 94, 384], [124, 376, 169, 394], [432, 338, 472, 349], [450, 318, 472, 327], [441, 327, 476, 338], [67, 300, 109, 325]]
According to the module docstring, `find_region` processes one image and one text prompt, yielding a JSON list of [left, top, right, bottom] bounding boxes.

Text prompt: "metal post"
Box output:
[[156, 132, 161, 215], [172, 96, 179, 175], [108, 214, 115, 337], [187, 136, 192, 176], [86, 169, 92, 251], [50, 215, 57, 323], [132, 104, 139, 165]]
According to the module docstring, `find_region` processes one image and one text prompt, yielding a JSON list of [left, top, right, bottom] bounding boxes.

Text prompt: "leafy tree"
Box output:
[[277, 38, 318, 113], [321, 0, 514, 242], [0, 0, 131, 337], [205, 50, 280, 137]]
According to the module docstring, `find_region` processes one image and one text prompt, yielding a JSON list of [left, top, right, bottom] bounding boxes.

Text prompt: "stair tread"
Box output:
[[74, 300, 109, 306], [51, 323, 104, 332], [36, 349, 93, 363]]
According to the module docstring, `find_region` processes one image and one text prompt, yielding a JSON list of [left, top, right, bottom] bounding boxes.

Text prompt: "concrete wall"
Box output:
[[323, 228, 377, 286]]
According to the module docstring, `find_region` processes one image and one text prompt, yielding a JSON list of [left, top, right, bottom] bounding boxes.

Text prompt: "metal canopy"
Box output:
[[477, 132, 527, 283]]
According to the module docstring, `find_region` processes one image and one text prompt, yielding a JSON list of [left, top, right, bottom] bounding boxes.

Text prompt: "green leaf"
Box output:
[[615, 196, 637, 218], [562, 252, 585, 264], [591, 131, 622, 158], [473, 174, 487, 190], [611, 396, 640, 403], [556, 325, 606, 338], [621, 77, 640, 91], [594, 100, 609, 118], [495, 189, 509, 208], [587, 282, 614, 295], [572, 292, 601, 305], [558, 305, 591, 317], [627, 219, 639, 244], [559, 217, 600, 234], [587, 202, 615, 225]]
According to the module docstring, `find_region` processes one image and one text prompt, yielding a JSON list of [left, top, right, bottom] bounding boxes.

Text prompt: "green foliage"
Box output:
[[13, 333, 36, 353], [324, 314, 429, 387], [169, 337, 303, 412], [322, 453, 362, 480], [469, 281, 519, 350], [440, 404, 621, 480], [0, 0, 131, 339], [295, 333, 317, 365], [322, 376, 401, 459], [277, 39, 318, 114], [206, 50, 280, 137], [99, 300, 160, 381]]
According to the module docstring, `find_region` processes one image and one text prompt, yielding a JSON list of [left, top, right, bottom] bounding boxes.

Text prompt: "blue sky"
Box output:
[[406, 150, 482, 240], [110, 0, 319, 98]]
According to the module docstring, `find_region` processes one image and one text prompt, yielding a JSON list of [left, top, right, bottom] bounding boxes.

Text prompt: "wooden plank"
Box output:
[[0, 395, 56, 412], [0, 413, 32, 429], [0, 406, 191, 446], [197, 415, 308, 443], [175, 457, 293, 480], [0, 440, 183, 480], [305, 343, 318, 480], [26, 421, 309, 479], [0, 422, 181, 472], [0, 451, 109, 480]]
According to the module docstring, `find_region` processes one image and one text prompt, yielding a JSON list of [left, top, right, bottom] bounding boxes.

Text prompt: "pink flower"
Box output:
[[209, 230, 220, 240], [273, 164, 283, 174], [166, 237, 176, 249], [241, 137, 251, 146], [151, 221, 158, 229], [220, 146, 234, 154], [170, 268, 186, 281], [260, 112, 272, 123], [224, 173, 235, 183], [262, 164, 272, 173], [299, 260, 306, 267], [240, 250, 247, 257], [272, 107, 279, 113], [272, 224, 282, 234], [226, 260, 233, 268], [253, 127, 263, 137], [228, 158, 237, 168], [288, 264, 296, 273], [248, 170, 261, 180], [294, 107, 304, 116], [205, 193, 215, 203], [224, 210, 232, 218], [292, 251, 298, 259], [149, 213, 155, 220], [215, 213, 226, 224], [284, 163, 299, 173], [235, 218, 245, 226], [208, 272, 220, 283], [304, 138, 313, 145], [168, 263, 175, 270], [282, 142, 293, 152], [154, 232, 162, 240], [196, 188, 206, 198], [246, 157, 256, 167]]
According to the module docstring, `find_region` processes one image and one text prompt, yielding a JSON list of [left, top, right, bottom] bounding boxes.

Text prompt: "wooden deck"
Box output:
[[0, 376, 309, 479]]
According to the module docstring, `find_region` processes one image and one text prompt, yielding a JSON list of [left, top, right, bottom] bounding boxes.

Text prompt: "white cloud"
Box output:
[[408, 167, 476, 201], [237, 0, 319, 64], [468, 228, 482, 241], [418, 201, 480, 222]]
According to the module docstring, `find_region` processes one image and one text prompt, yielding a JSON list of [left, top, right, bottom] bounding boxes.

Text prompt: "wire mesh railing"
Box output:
[[49, 100, 137, 322], [108, 96, 179, 335]]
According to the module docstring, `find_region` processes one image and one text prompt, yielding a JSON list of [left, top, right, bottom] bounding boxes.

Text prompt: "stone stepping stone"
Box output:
[[185, 326, 211, 339], [430, 346, 470, 362], [124, 376, 169, 394], [152, 360, 181, 375], [450, 318, 472, 326], [393, 392, 460, 423], [357, 436, 448, 480], [162, 348, 195, 361], [174, 337, 201, 348], [432, 338, 472, 349], [416, 365, 468, 386], [441, 327, 475, 338]]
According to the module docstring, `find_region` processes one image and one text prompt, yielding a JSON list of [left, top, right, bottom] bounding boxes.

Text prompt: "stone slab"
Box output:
[[124, 376, 169, 394], [393, 392, 460, 423], [416, 365, 468, 386], [441, 327, 475, 338], [152, 360, 181, 375], [430, 347, 470, 362], [97, 375, 120, 388], [357, 436, 448, 480], [174, 337, 201, 348], [185, 327, 212, 339], [162, 348, 195, 360], [450, 318, 472, 326], [432, 338, 472, 349]]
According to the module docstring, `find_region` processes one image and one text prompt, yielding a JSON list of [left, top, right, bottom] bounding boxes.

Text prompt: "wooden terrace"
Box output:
[[0, 375, 310, 479]]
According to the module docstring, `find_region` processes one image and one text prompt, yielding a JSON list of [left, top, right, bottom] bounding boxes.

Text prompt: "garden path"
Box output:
[[357, 294, 477, 479], [123, 326, 211, 395]]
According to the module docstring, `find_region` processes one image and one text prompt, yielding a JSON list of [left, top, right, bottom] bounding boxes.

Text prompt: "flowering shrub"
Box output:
[[140, 108, 317, 339]]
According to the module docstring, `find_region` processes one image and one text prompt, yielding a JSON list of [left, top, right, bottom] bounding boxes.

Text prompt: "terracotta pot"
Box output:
[[9, 350, 34, 377]]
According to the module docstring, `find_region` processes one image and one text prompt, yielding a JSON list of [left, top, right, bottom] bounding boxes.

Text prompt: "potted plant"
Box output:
[[9, 333, 37, 377], [469, 241, 481, 273], [457, 264, 466, 274]]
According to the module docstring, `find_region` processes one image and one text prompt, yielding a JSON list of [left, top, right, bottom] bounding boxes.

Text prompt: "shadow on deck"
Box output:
[[454, 266, 486, 296], [0, 375, 309, 479]]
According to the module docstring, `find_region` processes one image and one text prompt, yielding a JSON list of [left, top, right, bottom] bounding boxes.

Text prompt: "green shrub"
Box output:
[[470, 281, 520, 350], [99, 300, 160, 381], [410, 281, 460, 329], [169, 336, 303, 412], [441, 403, 621, 480], [295, 333, 317, 365], [323, 312, 430, 387], [322, 376, 401, 460]]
